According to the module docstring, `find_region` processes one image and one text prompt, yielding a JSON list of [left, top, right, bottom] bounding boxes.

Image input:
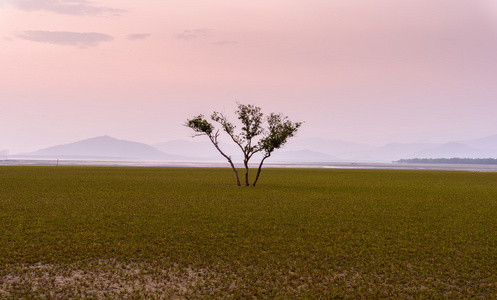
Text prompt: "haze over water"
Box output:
[[2, 159, 497, 173]]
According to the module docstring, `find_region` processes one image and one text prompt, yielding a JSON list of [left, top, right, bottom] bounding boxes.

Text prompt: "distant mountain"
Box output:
[[280, 135, 497, 161], [408, 142, 496, 159], [362, 142, 437, 161], [153, 136, 497, 163], [155, 138, 342, 162], [26, 136, 182, 160], [461, 134, 497, 150], [283, 137, 373, 156], [17, 133, 497, 163], [153, 139, 239, 160], [282, 138, 440, 161], [268, 150, 339, 162]]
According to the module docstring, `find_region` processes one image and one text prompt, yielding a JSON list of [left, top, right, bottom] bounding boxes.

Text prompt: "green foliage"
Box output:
[[235, 103, 264, 142], [211, 111, 241, 147], [186, 103, 302, 186], [258, 113, 302, 155], [1, 166, 497, 298], [185, 114, 214, 135]]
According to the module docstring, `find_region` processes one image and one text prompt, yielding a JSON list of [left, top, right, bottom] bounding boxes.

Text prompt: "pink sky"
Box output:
[[1, 0, 497, 153]]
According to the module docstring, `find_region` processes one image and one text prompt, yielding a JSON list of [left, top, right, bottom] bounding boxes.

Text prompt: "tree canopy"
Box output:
[[186, 103, 302, 186]]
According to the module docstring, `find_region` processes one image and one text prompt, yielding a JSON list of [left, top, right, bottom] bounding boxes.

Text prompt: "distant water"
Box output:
[[2, 158, 497, 172]]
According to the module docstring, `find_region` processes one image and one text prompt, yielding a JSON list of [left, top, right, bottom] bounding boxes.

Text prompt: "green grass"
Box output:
[[1, 166, 497, 298]]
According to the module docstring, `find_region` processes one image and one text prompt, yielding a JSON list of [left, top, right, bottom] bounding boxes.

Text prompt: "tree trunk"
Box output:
[[210, 136, 241, 186], [253, 154, 269, 186], [244, 158, 250, 186], [227, 157, 241, 186]]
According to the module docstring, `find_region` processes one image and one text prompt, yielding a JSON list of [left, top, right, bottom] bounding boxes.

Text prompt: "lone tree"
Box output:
[[186, 103, 302, 186]]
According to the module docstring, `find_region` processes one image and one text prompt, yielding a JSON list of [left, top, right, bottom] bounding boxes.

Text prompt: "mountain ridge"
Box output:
[[25, 135, 183, 160], [9, 134, 497, 162]]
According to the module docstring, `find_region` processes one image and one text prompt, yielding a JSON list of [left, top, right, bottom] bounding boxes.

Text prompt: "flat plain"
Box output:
[[1, 166, 496, 298]]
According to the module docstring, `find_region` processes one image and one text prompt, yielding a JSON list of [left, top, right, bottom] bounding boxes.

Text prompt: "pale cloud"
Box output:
[[0, 0, 124, 16], [214, 40, 238, 46], [175, 29, 210, 40], [127, 33, 150, 40], [17, 31, 113, 48]]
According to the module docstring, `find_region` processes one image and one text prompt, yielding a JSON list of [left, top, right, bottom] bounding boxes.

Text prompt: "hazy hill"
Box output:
[[153, 136, 497, 162], [408, 142, 496, 159], [15, 133, 497, 163], [27, 136, 181, 160], [461, 134, 497, 150], [359, 142, 438, 161], [270, 136, 497, 161], [277, 138, 439, 161], [155, 138, 341, 162], [153, 139, 239, 160], [267, 150, 339, 162], [283, 137, 374, 156]]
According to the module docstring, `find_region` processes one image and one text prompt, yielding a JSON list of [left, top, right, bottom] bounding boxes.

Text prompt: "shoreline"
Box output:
[[2, 158, 497, 172]]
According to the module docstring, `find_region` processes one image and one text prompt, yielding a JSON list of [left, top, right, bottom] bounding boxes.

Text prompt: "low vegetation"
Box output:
[[1, 166, 497, 298], [396, 158, 497, 164]]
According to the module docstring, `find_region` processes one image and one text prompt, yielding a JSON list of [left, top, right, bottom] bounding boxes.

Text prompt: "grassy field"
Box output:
[[1, 166, 497, 298]]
